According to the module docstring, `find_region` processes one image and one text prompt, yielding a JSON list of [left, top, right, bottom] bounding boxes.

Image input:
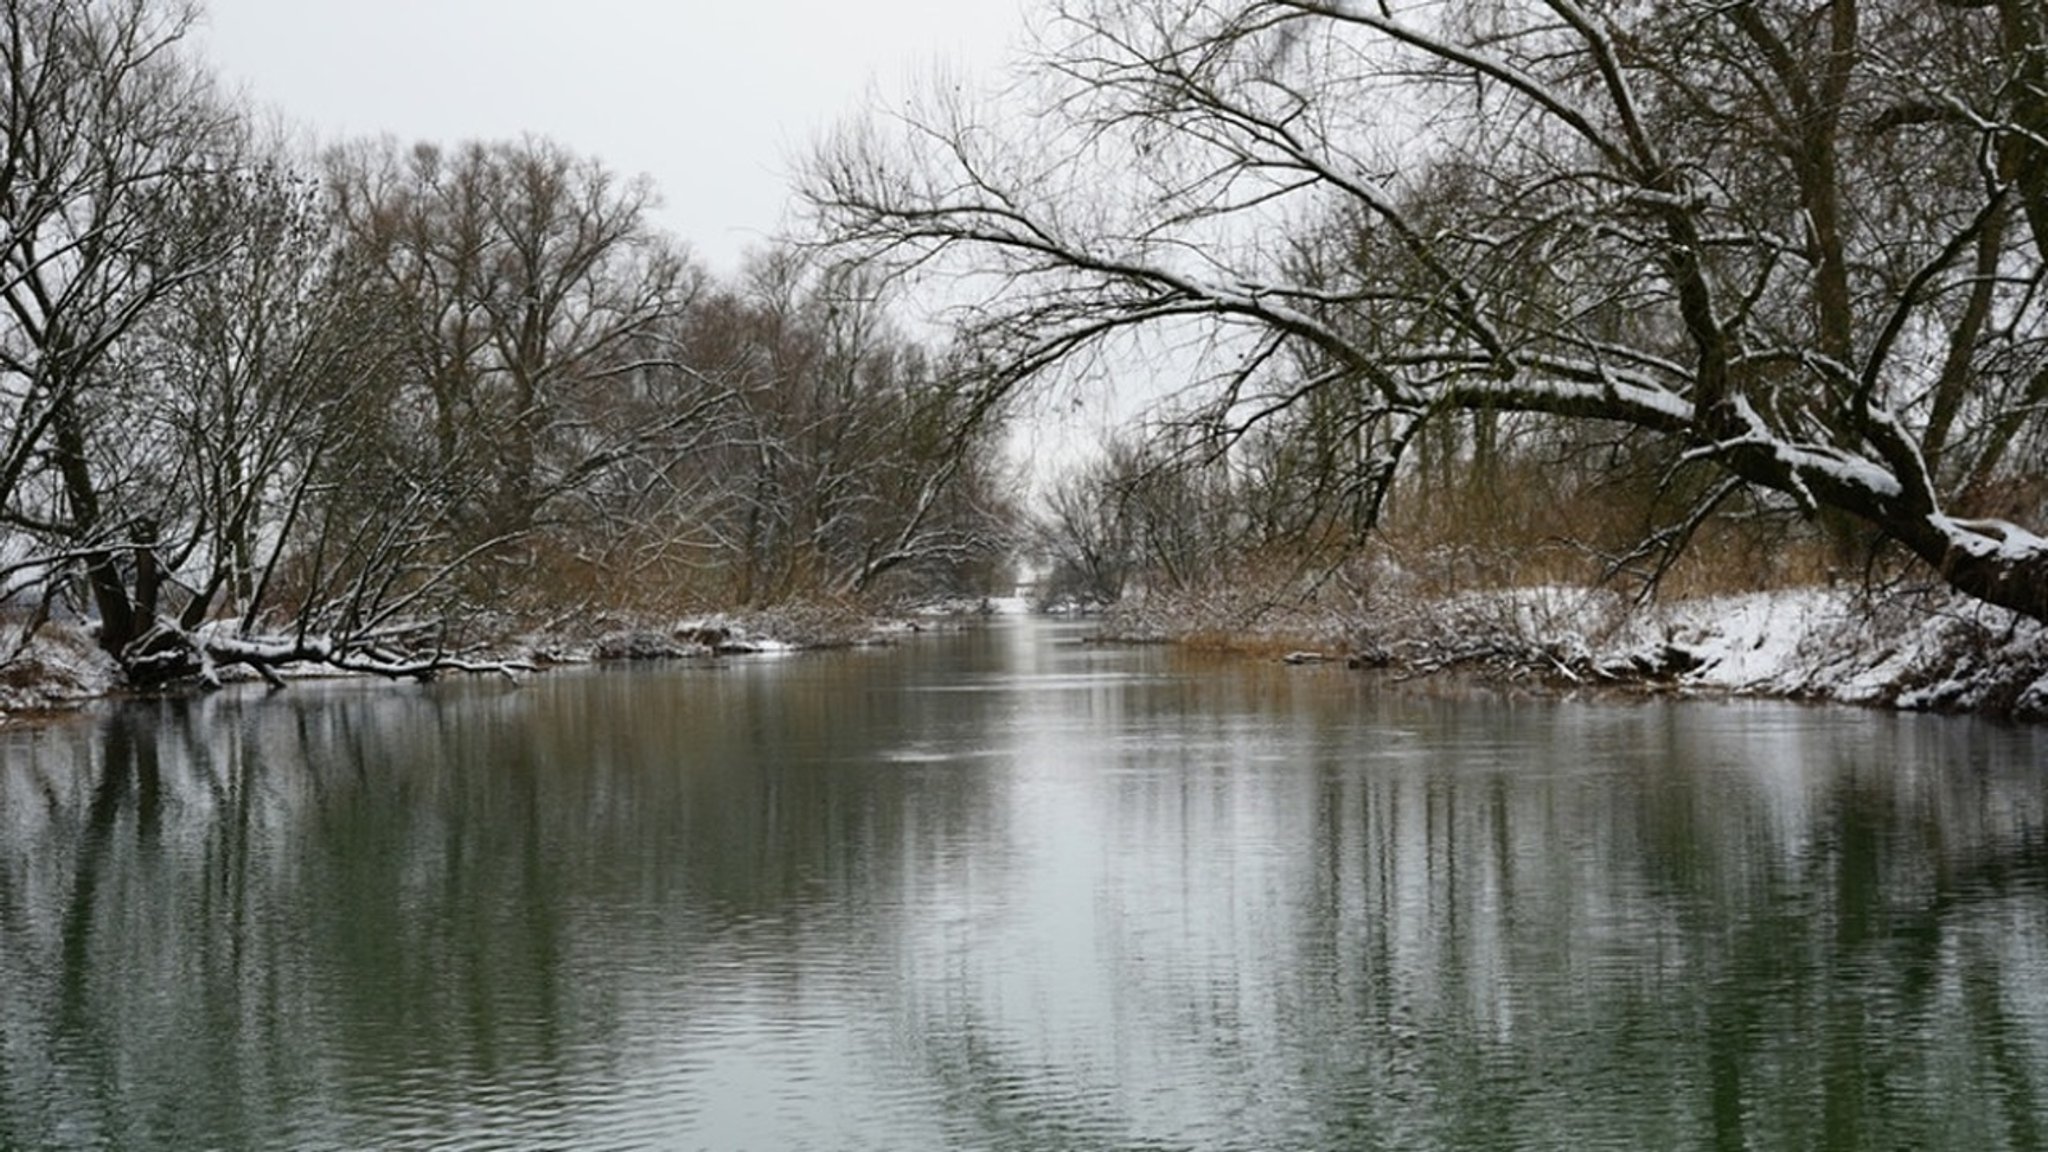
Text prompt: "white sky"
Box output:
[[197, 0, 1029, 277]]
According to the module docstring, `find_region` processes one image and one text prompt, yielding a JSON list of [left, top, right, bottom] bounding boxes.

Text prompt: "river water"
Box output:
[[0, 619, 2044, 1150]]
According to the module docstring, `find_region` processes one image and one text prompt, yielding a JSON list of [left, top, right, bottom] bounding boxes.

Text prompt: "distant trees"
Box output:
[[806, 0, 2048, 622], [326, 137, 702, 548], [1031, 424, 1376, 610], [674, 253, 1016, 606], [0, 0, 1016, 686]]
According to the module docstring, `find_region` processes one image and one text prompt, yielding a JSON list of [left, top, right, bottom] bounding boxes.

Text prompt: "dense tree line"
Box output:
[[809, 0, 2048, 622], [0, 0, 1016, 685]]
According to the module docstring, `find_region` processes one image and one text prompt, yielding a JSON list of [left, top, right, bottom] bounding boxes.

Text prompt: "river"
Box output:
[[1, 618, 2044, 1150]]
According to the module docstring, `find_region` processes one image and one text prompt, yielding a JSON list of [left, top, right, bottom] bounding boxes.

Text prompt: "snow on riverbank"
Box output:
[[1652, 588, 2048, 715], [0, 606, 873, 724], [6, 588, 2046, 723], [0, 625, 120, 721], [1104, 582, 2048, 720], [0, 596, 1020, 724]]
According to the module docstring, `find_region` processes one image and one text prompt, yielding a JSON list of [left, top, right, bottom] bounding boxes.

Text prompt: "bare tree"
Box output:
[[805, 0, 2048, 622], [831, 350, 1019, 599], [0, 4, 549, 684], [672, 251, 1017, 606], [1032, 438, 1143, 607], [0, 0, 241, 658], [105, 148, 387, 681], [325, 136, 701, 554]]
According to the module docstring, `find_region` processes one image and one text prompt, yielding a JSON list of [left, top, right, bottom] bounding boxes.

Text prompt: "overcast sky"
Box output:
[[198, 0, 1029, 276]]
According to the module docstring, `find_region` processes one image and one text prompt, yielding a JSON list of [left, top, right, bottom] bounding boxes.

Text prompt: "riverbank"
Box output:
[[10, 587, 2047, 724], [0, 601, 992, 726], [1098, 583, 2048, 721], [0, 625, 119, 723]]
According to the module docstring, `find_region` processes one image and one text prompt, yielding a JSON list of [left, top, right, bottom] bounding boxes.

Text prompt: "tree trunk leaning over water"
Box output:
[[804, 0, 2048, 622]]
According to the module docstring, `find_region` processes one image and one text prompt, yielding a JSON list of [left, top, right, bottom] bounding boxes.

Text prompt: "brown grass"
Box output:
[[1367, 454, 1861, 602]]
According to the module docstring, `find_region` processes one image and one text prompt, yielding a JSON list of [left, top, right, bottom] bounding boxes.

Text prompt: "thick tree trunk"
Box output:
[[1715, 434, 2048, 625], [50, 400, 139, 657]]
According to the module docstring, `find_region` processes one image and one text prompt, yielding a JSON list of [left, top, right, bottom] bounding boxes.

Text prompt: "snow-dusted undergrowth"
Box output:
[[7, 589, 2045, 723], [0, 624, 120, 720], [1653, 588, 2048, 716], [538, 603, 902, 665], [0, 603, 894, 724], [1103, 583, 2048, 720]]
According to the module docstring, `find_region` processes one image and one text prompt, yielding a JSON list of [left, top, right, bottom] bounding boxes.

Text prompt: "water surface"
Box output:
[[1, 620, 2044, 1150]]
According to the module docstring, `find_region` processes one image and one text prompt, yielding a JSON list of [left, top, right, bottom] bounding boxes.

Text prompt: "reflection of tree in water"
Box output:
[[0, 651, 1012, 1149], [882, 697, 2047, 1152], [895, 997, 1138, 1152], [1268, 705, 2048, 1151], [6, 700, 296, 1150], [3, 659, 2044, 1150]]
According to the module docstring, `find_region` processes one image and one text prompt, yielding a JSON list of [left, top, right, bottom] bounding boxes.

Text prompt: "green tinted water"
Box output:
[[1, 620, 2043, 1150]]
